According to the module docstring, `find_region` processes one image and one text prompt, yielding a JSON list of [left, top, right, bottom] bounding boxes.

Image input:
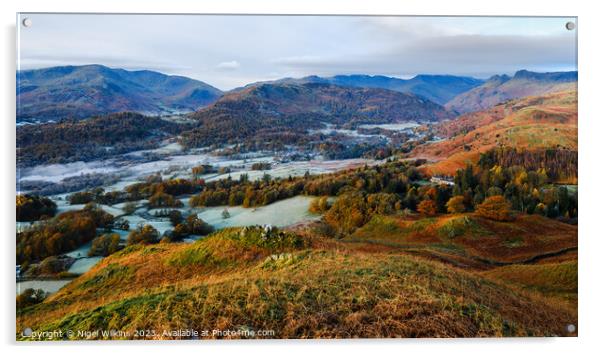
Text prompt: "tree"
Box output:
[[222, 208, 231, 219], [16, 194, 57, 222], [446, 196, 466, 214], [148, 191, 183, 209], [89, 233, 122, 256], [324, 192, 368, 234], [476, 195, 513, 221], [186, 215, 214, 235], [127, 225, 159, 245], [417, 199, 437, 216], [169, 210, 183, 226], [122, 202, 137, 215], [308, 196, 330, 214]]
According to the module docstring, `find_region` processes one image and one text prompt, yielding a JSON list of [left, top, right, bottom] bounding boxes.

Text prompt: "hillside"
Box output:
[[16, 112, 184, 166], [236, 74, 484, 105], [181, 82, 454, 148], [17, 222, 576, 339], [445, 70, 577, 114], [17, 65, 223, 122], [411, 90, 577, 176]]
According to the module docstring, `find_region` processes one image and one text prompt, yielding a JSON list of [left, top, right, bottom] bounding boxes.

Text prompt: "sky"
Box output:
[[17, 14, 577, 90]]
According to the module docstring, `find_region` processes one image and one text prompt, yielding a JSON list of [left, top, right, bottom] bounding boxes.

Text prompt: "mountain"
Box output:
[[445, 70, 577, 114], [181, 82, 455, 148], [236, 74, 484, 105], [17, 65, 223, 122], [411, 90, 578, 176]]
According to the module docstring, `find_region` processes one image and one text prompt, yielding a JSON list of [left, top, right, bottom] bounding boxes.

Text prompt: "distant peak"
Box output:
[[487, 74, 511, 84]]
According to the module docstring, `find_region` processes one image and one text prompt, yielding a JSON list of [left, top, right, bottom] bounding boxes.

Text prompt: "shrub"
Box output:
[[16, 288, 47, 309], [476, 196, 513, 221], [308, 196, 330, 214], [222, 209, 231, 219]]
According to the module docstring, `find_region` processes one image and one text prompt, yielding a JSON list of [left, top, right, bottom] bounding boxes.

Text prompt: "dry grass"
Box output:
[[18, 249, 576, 339], [17, 216, 577, 340]]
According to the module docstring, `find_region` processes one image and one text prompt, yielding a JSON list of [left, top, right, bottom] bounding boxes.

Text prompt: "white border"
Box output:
[[2, 1, 600, 353]]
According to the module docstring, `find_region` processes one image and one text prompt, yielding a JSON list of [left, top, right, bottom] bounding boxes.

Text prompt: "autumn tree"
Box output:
[[446, 195, 466, 214], [16, 194, 57, 222], [476, 195, 513, 221], [89, 233, 122, 256], [127, 225, 160, 245], [148, 191, 183, 209], [417, 199, 437, 216], [324, 192, 368, 235], [308, 196, 330, 214]]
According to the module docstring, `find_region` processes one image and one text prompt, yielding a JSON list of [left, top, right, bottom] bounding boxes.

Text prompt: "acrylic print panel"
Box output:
[[16, 14, 577, 340]]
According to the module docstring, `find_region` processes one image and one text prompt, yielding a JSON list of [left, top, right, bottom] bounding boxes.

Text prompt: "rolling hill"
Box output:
[[411, 90, 577, 176], [17, 222, 576, 339], [17, 65, 223, 122], [236, 74, 484, 105], [180, 82, 455, 148], [445, 70, 577, 114], [16, 112, 184, 167]]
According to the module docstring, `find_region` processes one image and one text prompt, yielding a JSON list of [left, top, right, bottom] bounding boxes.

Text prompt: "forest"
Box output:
[[17, 112, 186, 166], [17, 203, 114, 266]]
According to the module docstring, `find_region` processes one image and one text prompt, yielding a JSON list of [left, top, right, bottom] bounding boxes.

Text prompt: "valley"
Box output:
[[16, 66, 578, 339]]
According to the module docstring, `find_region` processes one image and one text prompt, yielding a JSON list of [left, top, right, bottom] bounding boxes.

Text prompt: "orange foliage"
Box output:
[[417, 200, 437, 216], [476, 195, 513, 221]]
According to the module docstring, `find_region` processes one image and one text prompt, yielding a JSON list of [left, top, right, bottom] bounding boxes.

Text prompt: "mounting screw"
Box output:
[[565, 21, 575, 31]]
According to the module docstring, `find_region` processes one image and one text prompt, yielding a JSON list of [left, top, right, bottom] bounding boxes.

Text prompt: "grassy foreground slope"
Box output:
[[411, 90, 577, 176], [18, 223, 576, 339]]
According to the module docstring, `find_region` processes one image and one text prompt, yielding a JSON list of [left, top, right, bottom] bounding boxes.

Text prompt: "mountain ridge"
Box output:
[[445, 70, 577, 114], [17, 64, 223, 122], [233, 74, 484, 105], [180, 82, 455, 148]]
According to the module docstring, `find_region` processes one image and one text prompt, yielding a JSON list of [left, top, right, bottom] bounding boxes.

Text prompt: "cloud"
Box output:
[[216, 60, 241, 71], [18, 14, 577, 89]]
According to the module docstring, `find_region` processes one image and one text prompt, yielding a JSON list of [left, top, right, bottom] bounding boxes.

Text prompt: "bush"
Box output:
[[308, 196, 330, 214], [476, 196, 513, 221], [89, 234, 122, 256], [16, 288, 47, 309]]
